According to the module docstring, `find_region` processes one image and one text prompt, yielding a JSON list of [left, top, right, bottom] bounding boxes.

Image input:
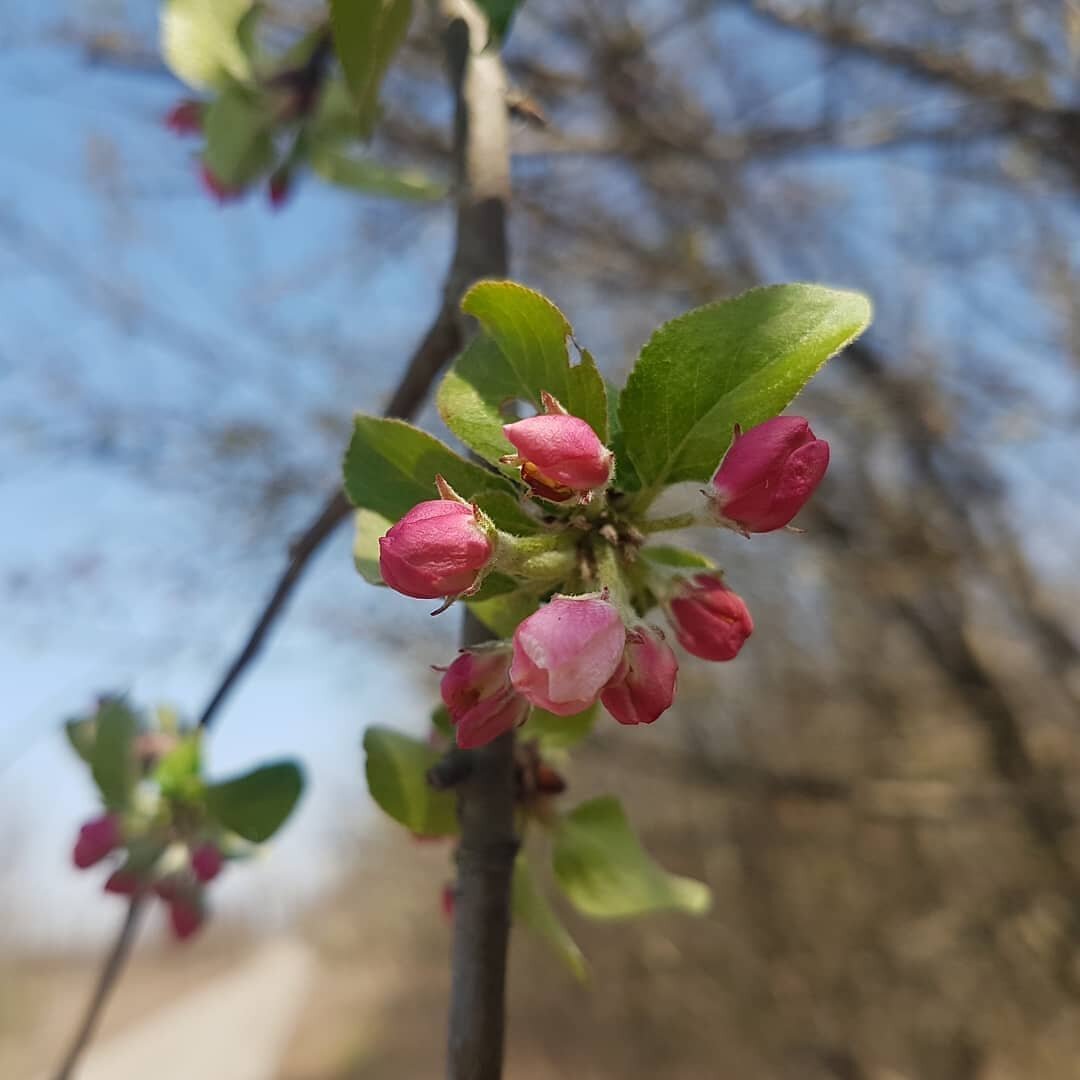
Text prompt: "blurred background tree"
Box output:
[[2, 1, 1080, 1077]]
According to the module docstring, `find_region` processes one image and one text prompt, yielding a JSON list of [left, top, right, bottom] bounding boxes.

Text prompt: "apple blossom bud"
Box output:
[[191, 843, 224, 884], [268, 170, 292, 210], [708, 416, 829, 534], [510, 595, 626, 715], [440, 647, 528, 749], [164, 100, 202, 135], [379, 499, 494, 600], [104, 869, 141, 896], [73, 814, 122, 870], [168, 896, 204, 941], [502, 395, 612, 502], [600, 626, 678, 725], [199, 163, 240, 204], [666, 575, 753, 661]]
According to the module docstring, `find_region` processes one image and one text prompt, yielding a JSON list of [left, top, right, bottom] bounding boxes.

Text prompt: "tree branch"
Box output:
[[52, 896, 147, 1080], [433, 3, 516, 1079]]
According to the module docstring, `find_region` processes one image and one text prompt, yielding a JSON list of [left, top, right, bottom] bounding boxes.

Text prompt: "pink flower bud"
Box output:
[[510, 595, 626, 715], [191, 843, 224, 884], [72, 814, 121, 870], [502, 395, 612, 502], [708, 416, 829, 533], [168, 896, 204, 941], [268, 170, 292, 210], [379, 499, 494, 600], [600, 626, 678, 725], [666, 575, 753, 662], [164, 100, 202, 135], [440, 648, 528, 749], [441, 883, 455, 922], [104, 869, 141, 896], [199, 163, 240, 204]]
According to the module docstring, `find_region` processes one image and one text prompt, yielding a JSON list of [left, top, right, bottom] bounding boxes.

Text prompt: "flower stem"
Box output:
[[639, 512, 699, 534]]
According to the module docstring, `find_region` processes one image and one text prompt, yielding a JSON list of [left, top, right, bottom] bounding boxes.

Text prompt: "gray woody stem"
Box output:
[[436, 4, 516, 1079], [54, 3, 511, 1078]]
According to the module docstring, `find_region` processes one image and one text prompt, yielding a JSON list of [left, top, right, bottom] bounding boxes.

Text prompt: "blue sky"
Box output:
[[0, 3, 463, 946], [4, 1, 1079, 947]]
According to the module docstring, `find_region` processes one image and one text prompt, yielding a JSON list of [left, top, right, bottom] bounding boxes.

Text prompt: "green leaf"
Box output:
[[436, 335, 522, 468], [353, 508, 393, 585], [472, 490, 543, 536], [363, 727, 458, 837], [154, 734, 204, 802], [91, 701, 138, 811], [64, 718, 96, 764], [309, 145, 445, 201], [205, 761, 304, 843], [202, 88, 275, 189], [330, 0, 412, 135], [519, 704, 596, 751], [512, 854, 588, 981], [431, 705, 454, 740], [553, 796, 712, 919], [460, 282, 609, 443], [640, 546, 715, 570], [618, 284, 872, 504], [343, 416, 515, 523], [160, 0, 254, 90], [466, 587, 541, 638], [477, 0, 525, 42]]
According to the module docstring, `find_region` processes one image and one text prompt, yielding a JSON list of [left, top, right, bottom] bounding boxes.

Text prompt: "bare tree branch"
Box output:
[[51, 896, 147, 1080]]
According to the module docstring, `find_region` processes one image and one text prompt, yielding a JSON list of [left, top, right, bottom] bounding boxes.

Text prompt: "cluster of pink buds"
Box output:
[[71, 814, 226, 942], [377, 389, 830, 749]]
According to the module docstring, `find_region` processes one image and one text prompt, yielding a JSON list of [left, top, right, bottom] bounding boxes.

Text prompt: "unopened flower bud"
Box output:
[[73, 814, 122, 870], [441, 883, 455, 922], [164, 100, 202, 135], [502, 394, 612, 502], [666, 575, 753, 661], [600, 626, 678, 725], [708, 416, 829, 534], [268, 170, 292, 210], [199, 163, 240, 204], [510, 595, 626, 715], [440, 647, 528, 749], [379, 493, 494, 601], [191, 843, 224, 884], [104, 869, 141, 896], [168, 896, 204, 941]]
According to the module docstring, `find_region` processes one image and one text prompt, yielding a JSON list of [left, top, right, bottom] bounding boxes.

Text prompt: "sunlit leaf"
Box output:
[[363, 726, 458, 837], [161, 0, 253, 90], [205, 761, 304, 843], [512, 853, 587, 981], [619, 284, 871, 505], [553, 796, 712, 919]]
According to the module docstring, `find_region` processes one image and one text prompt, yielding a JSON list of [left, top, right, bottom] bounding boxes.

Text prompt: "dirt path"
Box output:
[[36, 939, 315, 1080]]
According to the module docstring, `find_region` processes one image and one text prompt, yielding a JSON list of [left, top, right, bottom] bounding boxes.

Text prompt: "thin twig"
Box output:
[[196, 304, 461, 730], [52, 896, 147, 1080]]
